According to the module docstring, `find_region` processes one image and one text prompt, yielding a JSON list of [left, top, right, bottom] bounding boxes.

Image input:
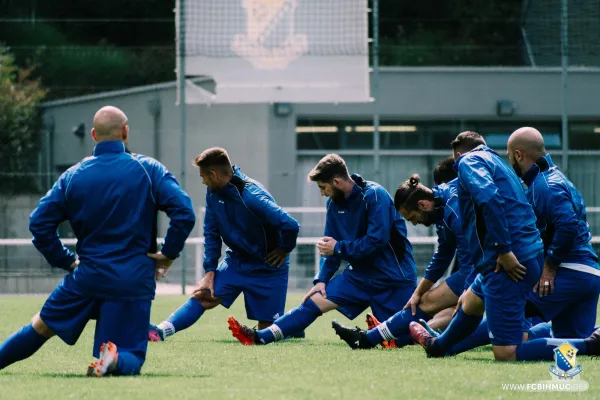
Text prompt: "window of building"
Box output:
[[296, 120, 341, 150], [296, 119, 426, 150], [569, 121, 600, 150], [297, 119, 566, 150]]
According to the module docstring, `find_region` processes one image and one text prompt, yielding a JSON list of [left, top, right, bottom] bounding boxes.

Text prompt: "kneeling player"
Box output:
[[410, 131, 600, 361], [0, 106, 196, 376], [148, 148, 302, 342], [333, 173, 474, 349], [227, 154, 417, 345]]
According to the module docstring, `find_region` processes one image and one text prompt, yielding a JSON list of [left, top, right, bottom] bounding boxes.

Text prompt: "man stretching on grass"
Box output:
[[0, 106, 195, 376], [410, 131, 600, 361], [333, 172, 474, 349], [227, 154, 417, 345], [148, 148, 303, 342]]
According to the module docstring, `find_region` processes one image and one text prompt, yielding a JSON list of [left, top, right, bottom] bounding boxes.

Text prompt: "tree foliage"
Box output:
[[0, 0, 524, 99], [0, 45, 47, 194], [378, 0, 523, 66]]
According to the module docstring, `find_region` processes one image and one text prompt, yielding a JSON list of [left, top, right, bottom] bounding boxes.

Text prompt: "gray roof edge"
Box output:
[[42, 66, 600, 108], [41, 81, 178, 108]]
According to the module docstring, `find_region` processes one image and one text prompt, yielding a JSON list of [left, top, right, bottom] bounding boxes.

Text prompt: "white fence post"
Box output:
[[314, 244, 320, 277]]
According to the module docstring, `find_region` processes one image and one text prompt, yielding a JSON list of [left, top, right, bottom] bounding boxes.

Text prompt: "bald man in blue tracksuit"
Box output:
[[0, 106, 196, 376], [410, 133, 545, 361], [508, 128, 600, 342], [412, 132, 600, 361]]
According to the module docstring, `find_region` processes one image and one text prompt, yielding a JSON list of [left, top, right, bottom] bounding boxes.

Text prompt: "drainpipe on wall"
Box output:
[[147, 96, 162, 162]]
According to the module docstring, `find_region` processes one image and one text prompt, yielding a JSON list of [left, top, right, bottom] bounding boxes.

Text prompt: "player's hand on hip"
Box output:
[[302, 282, 326, 303], [192, 271, 216, 300], [147, 251, 174, 281], [317, 237, 337, 256], [533, 260, 557, 297], [265, 248, 288, 267], [403, 292, 422, 316], [495, 251, 526, 281]]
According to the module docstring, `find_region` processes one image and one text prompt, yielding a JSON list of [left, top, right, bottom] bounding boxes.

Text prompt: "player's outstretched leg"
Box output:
[[149, 298, 206, 342], [409, 305, 483, 358], [335, 306, 430, 350], [365, 313, 396, 349], [229, 298, 323, 345], [286, 331, 306, 339], [527, 322, 553, 340], [440, 317, 492, 356], [514, 327, 600, 361], [410, 284, 485, 357], [0, 322, 50, 371]]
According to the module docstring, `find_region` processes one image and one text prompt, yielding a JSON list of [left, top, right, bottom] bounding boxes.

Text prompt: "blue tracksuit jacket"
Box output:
[[315, 174, 417, 289], [202, 166, 300, 273], [454, 145, 543, 273], [29, 140, 196, 300], [521, 154, 599, 271], [424, 179, 474, 284]]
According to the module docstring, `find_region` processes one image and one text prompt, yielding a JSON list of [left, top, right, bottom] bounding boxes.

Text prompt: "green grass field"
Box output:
[[0, 294, 598, 400]]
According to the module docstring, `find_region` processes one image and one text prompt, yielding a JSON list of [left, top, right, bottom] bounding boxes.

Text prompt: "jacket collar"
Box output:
[[347, 174, 367, 199], [93, 140, 126, 156], [213, 165, 246, 197], [432, 186, 447, 222], [522, 153, 553, 186], [453, 144, 492, 172]]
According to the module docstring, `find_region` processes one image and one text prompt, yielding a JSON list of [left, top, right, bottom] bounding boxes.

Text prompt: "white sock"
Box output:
[[377, 321, 397, 341], [157, 321, 175, 338], [267, 324, 285, 342]]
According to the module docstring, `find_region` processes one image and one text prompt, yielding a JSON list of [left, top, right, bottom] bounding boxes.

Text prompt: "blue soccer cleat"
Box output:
[[418, 319, 441, 338], [148, 323, 165, 342]]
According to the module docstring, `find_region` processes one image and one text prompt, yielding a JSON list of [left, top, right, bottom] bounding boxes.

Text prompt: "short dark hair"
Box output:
[[394, 174, 434, 212], [451, 131, 486, 154], [307, 154, 349, 182], [433, 156, 458, 185], [192, 147, 232, 171]]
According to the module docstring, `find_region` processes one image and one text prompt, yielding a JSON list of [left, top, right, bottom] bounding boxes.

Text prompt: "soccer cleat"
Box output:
[[418, 319, 440, 338], [409, 321, 445, 358], [86, 341, 118, 377], [148, 323, 165, 342], [365, 313, 380, 330], [332, 320, 375, 350], [228, 316, 259, 345], [365, 313, 397, 349], [584, 326, 600, 355]]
